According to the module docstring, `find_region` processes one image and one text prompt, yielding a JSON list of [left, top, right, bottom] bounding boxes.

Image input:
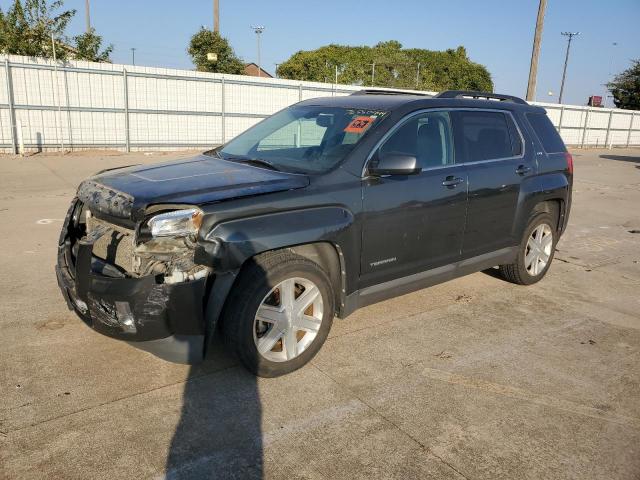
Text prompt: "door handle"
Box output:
[[515, 165, 531, 175], [442, 176, 464, 187]]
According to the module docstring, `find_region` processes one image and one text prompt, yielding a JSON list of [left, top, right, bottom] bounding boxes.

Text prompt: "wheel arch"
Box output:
[[210, 240, 346, 354], [516, 173, 570, 240], [226, 241, 346, 318], [531, 198, 563, 232]]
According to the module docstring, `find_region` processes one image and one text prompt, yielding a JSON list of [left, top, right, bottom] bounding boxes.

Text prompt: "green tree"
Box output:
[[0, 0, 75, 58], [188, 28, 244, 74], [73, 28, 113, 62], [607, 60, 640, 110], [276, 41, 493, 92]]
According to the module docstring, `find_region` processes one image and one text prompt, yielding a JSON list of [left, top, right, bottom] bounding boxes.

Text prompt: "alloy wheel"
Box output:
[[253, 277, 324, 362], [525, 224, 553, 276]]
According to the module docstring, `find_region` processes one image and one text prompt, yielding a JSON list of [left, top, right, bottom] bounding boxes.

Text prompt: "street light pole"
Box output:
[[526, 0, 547, 101], [606, 42, 618, 107], [131, 48, 136, 66], [558, 31, 579, 104], [251, 25, 265, 77]]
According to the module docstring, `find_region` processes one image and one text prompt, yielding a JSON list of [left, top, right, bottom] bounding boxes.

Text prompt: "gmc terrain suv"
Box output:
[[56, 90, 573, 377]]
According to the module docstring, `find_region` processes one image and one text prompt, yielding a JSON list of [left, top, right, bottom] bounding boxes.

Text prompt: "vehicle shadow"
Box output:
[[164, 338, 263, 479], [599, 154, 640, 164], [481, 267, 504, 280]]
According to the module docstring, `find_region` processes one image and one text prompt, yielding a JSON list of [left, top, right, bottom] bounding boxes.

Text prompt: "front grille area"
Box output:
[[86, 216, 136, 273]]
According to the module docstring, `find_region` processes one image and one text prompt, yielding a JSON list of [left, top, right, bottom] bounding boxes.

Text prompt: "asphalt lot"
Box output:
[[1, 148, 639, 480]]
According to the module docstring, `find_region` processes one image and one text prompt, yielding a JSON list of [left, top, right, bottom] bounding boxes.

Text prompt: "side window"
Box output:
[[451, 111, 519, 162], [379, 111, 454, 169], [526, 113, 566, 153]]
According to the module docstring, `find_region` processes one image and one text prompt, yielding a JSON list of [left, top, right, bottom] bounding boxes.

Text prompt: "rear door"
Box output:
[[360, 110, 467, 288], [451, 109, 533, 258]]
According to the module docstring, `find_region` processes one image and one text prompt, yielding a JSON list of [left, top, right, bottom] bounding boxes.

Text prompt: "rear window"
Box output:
[[526, 113, 566, 153], [451, 111, 522, 162]]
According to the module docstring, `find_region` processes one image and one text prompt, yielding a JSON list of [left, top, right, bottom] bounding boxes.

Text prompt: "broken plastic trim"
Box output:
[[77, 180, 134, 219]]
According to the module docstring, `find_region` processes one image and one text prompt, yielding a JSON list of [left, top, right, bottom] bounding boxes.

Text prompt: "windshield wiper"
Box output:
[[223, 156, 280, 171]]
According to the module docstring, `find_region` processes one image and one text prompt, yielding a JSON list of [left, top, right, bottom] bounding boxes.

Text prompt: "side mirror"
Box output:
[[368, 152, 421, 176]]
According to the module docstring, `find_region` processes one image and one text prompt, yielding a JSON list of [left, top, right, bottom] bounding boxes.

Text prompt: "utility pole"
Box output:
[[213, 0, 219, 32], [526, 0, 547, 101], [416, 62, 421, 89], [85, 0, 91, 33], [369, 63, 375, 85], [131, 48, 136, 66], [558, 32, 580, 104], [251, 26, 265, 77]]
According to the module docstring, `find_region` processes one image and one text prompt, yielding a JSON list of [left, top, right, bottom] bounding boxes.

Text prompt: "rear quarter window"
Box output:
[[526, 113, 566, 153]]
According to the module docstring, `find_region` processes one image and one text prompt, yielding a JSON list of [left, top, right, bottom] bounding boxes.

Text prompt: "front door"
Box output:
[[360, 110, 467, 289]]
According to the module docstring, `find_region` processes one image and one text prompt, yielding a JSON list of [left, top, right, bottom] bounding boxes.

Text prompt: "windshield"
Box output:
[[215, 106, 387, 174]]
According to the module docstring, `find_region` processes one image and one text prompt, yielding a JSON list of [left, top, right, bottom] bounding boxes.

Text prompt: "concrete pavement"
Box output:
[[0, 148, 639, 479]]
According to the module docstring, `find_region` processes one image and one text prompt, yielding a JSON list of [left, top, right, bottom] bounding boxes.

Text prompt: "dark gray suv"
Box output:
[[56, 90, 573, 377]]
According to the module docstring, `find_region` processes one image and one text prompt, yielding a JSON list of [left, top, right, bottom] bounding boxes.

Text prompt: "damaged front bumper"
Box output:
[[55, 199, 209, 364]]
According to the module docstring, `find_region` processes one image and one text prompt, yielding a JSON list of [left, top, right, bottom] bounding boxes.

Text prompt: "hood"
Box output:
[[76, 155, 309, 221]]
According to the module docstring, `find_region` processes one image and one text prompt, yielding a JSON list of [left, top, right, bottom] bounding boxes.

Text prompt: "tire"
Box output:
[[221, 250, 335, 377], [498, 212, 558, 285]]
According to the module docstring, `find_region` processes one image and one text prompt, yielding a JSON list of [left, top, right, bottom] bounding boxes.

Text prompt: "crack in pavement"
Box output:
[[2, 364, 240, 435], [414, 366, 640, 431], [310, 362, 472, 480]]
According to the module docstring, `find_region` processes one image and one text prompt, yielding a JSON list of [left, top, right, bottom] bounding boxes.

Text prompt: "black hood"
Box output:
[[76, 155, 309, 221]]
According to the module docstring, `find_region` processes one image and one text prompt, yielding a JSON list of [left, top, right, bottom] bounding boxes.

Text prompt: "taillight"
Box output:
[[565, 152, 574, 174]]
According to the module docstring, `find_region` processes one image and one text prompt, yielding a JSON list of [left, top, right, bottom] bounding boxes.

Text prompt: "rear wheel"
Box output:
[[498, 213, 557, 285], [222, 251, 334, 377]]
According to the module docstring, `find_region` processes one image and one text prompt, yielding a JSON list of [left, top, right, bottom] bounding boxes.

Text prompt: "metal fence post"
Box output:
[[627, 112, 635, 148], [123, 69, 130, 152], [221, 77, 226, 144], [63, 69, 73, 151], [4, 58, 18, 154], [580, 108, 590, 148], [605, 109, 614, 149], [557, 106, 565, 136]]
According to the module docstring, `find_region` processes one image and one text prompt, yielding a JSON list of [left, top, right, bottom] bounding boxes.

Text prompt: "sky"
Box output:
[[2, 0, 639, 106]]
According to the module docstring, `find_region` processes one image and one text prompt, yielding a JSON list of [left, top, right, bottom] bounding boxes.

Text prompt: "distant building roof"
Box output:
[[244, 63, 273, 78]]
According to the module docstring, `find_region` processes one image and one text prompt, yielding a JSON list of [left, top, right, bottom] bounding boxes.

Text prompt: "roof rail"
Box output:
[[351, 89, 432, 97], [435, 90, 528, 105]]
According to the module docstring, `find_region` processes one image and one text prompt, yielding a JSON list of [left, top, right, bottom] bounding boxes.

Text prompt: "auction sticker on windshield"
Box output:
[[344, 116, 377, 134]]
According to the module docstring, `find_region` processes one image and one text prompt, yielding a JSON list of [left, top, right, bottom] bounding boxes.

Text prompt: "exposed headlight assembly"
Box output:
[[147, 208, 203, 237]]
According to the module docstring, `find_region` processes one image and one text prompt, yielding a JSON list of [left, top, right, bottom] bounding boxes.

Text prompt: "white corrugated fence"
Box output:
[[1, 54, 638, 154]]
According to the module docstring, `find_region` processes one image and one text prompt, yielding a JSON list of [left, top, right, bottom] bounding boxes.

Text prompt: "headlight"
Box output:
[[147, 208, 203, 237]]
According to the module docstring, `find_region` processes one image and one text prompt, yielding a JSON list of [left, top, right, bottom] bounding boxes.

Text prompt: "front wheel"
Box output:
[[498, 213, 558, 285], [221, 251, 334, 377]]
